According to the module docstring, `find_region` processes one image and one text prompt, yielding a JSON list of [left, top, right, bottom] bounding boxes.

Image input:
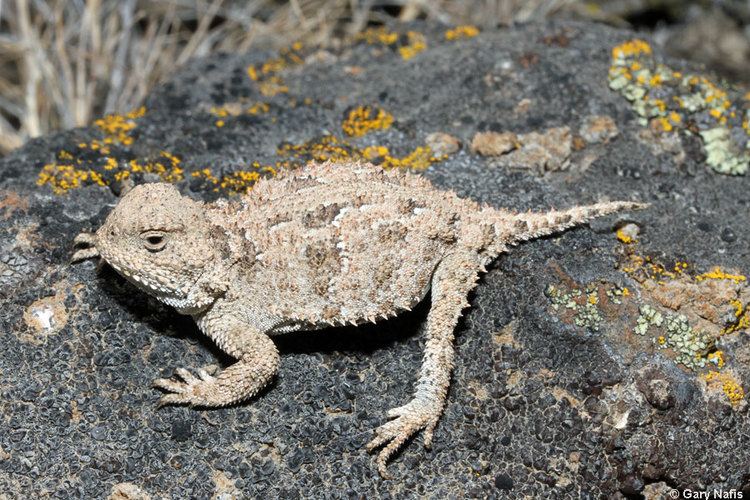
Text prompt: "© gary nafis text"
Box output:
[[680, 489, 744, 499]]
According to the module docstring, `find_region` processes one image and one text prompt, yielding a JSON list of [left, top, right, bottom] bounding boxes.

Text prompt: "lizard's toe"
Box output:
[[153, 367, 216, 406], [152, 377, 189, 393], [157, 393, 193, 407], [366, 404, 440, 479]]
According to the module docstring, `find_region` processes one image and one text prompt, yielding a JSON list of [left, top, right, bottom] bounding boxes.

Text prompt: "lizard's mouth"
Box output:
[[71, 232, 100, 262]]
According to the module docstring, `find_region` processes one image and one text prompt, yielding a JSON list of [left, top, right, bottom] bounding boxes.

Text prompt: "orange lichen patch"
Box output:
[[369, 145, 444, 171], [257, 77, 289, 97], [353, 27, 429, 61], [37, 164, 107, 194], [650, 117, 673, 133], [209, 102, 271, 126], [620, 253, 683, 283], [445, 25, 479, 41], [389, 146, 443, 170], [362, 145, 389, 160], [191, 162, 274, 195], [615, 223, 640, 245], [704, 370, 745, 405], [37, 106, 153, 193], [621, 248, 748, 328], [0, 190, 30, 220], [127, 152, 185, 183], [93, 108, 144, 146], [278, 134, 446, 172], [354, 26, 399, 46], [341, 106, 394, 137], [399, 31, 427, 60], [246, 42, 305, 97], [724, 300, 750, 334], [211, 106, 229, 117], [611, 38, 652, 59], [609, 39, 748, 175], [616, 228, 634, 244], [126, 106, 146, 119], [247, 102, 270, 115], [707, 350, 726, 368], [37, 150, 183, 194], [695, 267, 746, 284], [278, 135, 357, 164]]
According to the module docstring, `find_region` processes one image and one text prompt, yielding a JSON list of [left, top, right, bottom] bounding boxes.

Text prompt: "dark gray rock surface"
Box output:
[[1, 20, 749, 498]]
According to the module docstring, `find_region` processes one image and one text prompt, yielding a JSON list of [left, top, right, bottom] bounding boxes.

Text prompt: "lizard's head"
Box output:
[[73, 183, 229, 313]]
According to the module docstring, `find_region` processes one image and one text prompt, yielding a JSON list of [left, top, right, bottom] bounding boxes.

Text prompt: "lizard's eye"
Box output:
[[141, 230, 168, 252]]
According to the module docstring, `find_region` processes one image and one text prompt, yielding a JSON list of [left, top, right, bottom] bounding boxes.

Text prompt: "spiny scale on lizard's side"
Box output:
[[72, 160, 646, 478], [210, 163, 496, 328]]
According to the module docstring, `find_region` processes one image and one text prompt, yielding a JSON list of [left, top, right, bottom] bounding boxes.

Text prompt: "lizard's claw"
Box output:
[[153, 367, 216, 407], [365, 400, 440, 479]]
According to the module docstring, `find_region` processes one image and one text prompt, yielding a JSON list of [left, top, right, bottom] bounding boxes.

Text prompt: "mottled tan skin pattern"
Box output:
[[73, 161, 644, 478]]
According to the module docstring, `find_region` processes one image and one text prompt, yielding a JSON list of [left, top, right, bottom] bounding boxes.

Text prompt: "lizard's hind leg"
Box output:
[[366, 250, 481, 478]]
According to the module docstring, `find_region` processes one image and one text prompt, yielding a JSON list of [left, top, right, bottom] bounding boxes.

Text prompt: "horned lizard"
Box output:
[[72, 160, 645, 477]]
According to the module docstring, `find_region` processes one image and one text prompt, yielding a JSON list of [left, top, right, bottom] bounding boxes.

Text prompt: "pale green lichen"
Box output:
[[608, 39, 749, 176], [636, 305, 711, 371], [546, 284, 604, 331], [700, 127, 750, 175]]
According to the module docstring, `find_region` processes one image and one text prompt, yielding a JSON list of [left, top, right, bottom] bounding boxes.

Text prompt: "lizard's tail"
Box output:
[[504, 201, 648, 247]]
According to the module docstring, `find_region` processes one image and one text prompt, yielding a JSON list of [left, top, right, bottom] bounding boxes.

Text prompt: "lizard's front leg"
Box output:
[[154, 300, 279, 407], [366, 251, 481, 478]]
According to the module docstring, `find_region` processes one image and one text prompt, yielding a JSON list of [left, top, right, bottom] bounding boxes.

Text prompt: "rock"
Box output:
[[108, 483, 151, 500], [425, 132, 461, 156], [580, 115, 619, 144], [471, 131, 518, 156], [0, 20, 749, 497], [472, 127, 572, 173]]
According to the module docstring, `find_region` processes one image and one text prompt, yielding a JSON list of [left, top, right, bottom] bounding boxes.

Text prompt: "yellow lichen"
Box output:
[[380, 145, 442, 171], [248, 102, 270, 115], [354, 26, 399, 46], [695, 267, 746, 284], [609, 39, 748, 175], [611, 39, 652, 59], [246, 42, 304, 97], [37, 148, 183, 194], [652, 117, 673, 132], [616, 228, 634, 244], [342, 106, 394, 137], [445, 25, 479, 41], [707, 351, 726, 368], [723, 300, 750, 334], [399, 31, 427, 60], [704, 371, 745, 405], [190, 162, 270, 195]]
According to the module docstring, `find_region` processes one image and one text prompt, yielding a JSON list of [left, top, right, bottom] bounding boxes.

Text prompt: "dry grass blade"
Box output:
[[0, 0, 586, 156]]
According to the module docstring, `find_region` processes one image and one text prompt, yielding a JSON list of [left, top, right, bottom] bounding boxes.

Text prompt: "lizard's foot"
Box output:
[[153, 367, 217, 407], [365, 399, 441, 479]]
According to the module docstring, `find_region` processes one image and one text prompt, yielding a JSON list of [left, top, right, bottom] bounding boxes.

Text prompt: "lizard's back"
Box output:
[[226, 161, 493, 328]]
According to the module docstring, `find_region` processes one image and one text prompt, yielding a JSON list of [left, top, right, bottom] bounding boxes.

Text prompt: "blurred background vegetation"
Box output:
[[1, 0, 748, 155]]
